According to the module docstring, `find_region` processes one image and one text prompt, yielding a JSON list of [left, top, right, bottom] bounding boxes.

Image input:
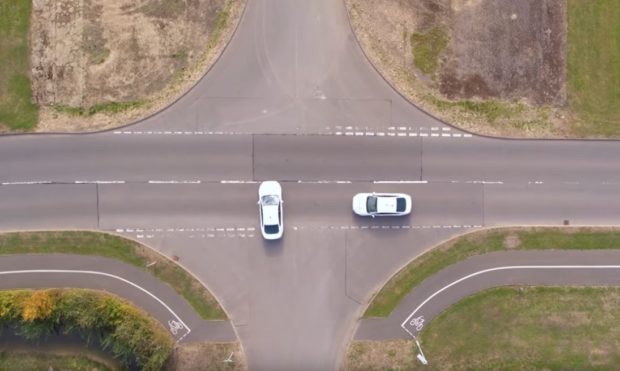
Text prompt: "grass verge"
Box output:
[[364, 227, 620, 317], [0, 0, 38, 131], [567, 0, 620, 137], [0, 351, 114, 371], [0, 231, 226, 320], [349, 287, 620, 370], [421, 286, 620, 368], [52, 101, 144, 117], [409, 26, 448, 77], [208, 0, 234, 49]]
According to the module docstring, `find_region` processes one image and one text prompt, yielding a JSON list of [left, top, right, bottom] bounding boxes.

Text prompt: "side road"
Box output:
[[356, 250, 620, 340], [0, 254, 236, 343]]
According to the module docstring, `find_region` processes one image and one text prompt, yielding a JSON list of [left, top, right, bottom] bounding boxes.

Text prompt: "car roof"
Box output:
[[376, 196, 398, 213], [262, 204, 280, 226]]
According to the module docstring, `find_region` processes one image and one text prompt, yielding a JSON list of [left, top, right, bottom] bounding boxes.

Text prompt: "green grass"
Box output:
[[207, 0, 233, 49], [0, 231, 226, 320], [52, 101, 144, 117], [409, 26, 449, 77], [364, 228, 620, 317], [0, 351, 115, 371], [421, 286, 620, 369], [567, 0, 620, 136], [0, 0, 38, 131]]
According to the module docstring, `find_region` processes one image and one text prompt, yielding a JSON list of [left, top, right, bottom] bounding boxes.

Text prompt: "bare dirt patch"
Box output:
[[30, 0, 245, 132], [346, 0, 570, 137], [166, 342, 247, 370], [345, 340, 416, 371]]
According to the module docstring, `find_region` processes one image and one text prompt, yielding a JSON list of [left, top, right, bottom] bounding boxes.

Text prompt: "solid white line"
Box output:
[[0, 269, 191, 341], [401, 265, 620, 332]]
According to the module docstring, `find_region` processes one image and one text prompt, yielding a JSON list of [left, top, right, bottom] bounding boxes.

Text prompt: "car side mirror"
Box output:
[[257, 200, 260, 205]]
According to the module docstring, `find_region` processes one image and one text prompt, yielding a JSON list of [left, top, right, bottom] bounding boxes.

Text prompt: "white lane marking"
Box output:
[[75, 180, 126, 184], [400, 265, 620, 337], [1, 181, 53, 185], [297, 180, 352, 184], [220, 180, 258, 184], [0, 269, 191, 342], [148, 180, 201, 184], [373, 180, 428, 184]]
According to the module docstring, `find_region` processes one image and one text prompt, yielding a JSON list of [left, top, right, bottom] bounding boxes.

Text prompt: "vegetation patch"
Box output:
[[350, 287, 620, 369], [0, 0, 38, 131], [0, 288, 173, 370], [0, 231, 226, 320], [52, 101, 144, 117], [420, 286, 620, 368], [364, 227, 620, 317], [0, 351, 114, 371], [345, 340, 415, 371], [208, 0, 234, 49], [409, 26, 448, 77], [167, 342, 247, 370], [567, 0, 620, 137]]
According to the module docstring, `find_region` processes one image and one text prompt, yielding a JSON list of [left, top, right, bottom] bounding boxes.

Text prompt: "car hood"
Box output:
[[352, 194, 368, 215]]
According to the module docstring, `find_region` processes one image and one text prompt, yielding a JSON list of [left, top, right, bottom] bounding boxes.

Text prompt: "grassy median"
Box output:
[[364, 227, 620, 318], [0, 352, 114, 371], [567, 0, 620, 136], [0, 231, 226, 320], [421, 286, 620, 368], [348, 286, 620, 370], [0, 0, 38, 131]]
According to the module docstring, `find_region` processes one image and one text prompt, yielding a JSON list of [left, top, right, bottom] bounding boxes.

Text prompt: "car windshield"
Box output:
[[366, 196, 377, 213], [264, 225, 280, 234], [261, 195, 280, 205]]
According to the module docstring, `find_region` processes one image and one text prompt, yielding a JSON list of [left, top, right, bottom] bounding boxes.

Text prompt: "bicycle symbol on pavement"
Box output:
[[410, 316, 425, 332], [168, 319, 185, 335]]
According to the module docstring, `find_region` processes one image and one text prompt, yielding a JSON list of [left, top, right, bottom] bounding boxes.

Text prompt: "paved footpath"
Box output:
[[356, 250, 620, 340], [0, 254, 236, 343]]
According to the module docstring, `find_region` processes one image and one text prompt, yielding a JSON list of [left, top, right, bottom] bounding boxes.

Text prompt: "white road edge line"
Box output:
[[0, 269, 191, 343], [401, 265, 620, 336]]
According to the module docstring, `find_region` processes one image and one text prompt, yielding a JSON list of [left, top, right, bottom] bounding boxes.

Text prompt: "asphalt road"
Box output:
[[1, 0, 620, 370], [355, 250, 620, 341]]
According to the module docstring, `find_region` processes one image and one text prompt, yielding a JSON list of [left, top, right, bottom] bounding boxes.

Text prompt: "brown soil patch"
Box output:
[[30, 0, 245, 132], [346, 0, 570, 137], [166, 342, 247, 371]]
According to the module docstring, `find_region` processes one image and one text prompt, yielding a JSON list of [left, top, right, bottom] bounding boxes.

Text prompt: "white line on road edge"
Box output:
[[401, 265, 620, 337], [0, 269, 191, 343]]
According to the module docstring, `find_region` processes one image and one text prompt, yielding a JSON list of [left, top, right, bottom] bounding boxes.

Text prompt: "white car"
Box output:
[[352, 192, 412, 217], [258, 181, 283, 240]]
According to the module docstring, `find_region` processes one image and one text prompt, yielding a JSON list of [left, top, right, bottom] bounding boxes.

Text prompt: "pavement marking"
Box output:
[[0, 269, 191, 343], [112, 125, 471, 139], [287, 224, 481, 232], [400, 264, 620, 338]]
